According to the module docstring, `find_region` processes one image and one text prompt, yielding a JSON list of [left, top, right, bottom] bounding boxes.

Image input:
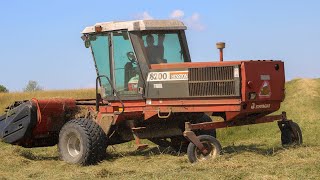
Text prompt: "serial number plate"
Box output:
[[147, 71, 188, 82]]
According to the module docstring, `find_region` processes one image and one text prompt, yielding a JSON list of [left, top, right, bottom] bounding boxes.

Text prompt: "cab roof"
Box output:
[[82, 20, 187, 34]]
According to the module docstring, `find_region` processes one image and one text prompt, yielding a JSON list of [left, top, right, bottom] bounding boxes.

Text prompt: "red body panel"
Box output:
[[241, 61, 285, 102], [29, 60, 285, 129], [31, 98, 77, 137], [98, 60, 285, 122]]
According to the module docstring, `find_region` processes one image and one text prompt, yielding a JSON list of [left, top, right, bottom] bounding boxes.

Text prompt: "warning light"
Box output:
[[247, 81, 254, 88], [95, 25, 102, 33]]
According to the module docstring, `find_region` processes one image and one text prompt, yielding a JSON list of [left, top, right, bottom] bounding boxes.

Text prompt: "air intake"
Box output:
[[188, 66, 240, 97]]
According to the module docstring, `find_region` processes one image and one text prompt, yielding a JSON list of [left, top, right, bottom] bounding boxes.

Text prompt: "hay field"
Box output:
[[0, 79, 319, 180]]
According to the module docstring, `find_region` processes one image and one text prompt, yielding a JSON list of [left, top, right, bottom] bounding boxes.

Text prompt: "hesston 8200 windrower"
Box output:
[[0, 20, 302, 165]]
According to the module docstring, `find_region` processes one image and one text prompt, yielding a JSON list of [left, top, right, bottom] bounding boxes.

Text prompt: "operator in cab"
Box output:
[[145, 34, 167, 64]]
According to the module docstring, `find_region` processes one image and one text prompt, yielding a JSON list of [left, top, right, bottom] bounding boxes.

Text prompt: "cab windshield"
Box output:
[[141, 31, 186, 64], [89, 31, 141, 98]]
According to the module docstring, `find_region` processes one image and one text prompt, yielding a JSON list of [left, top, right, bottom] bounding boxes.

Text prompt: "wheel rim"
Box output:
[[67, 133, 81, 157], [194, 140, 217, 161]]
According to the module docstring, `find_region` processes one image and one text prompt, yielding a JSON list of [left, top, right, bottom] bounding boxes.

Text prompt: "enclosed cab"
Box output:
[[82, 20, 190, 100]]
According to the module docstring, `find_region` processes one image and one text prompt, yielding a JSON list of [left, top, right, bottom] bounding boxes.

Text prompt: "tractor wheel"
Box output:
[[187, 135, 222, 163], [171, 114, 216, 153], [58, 118, 107, 165], [280, 122, 303, 146]]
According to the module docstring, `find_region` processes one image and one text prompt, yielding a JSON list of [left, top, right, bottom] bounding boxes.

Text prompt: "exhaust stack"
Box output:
[[216, 42, 225, 62]]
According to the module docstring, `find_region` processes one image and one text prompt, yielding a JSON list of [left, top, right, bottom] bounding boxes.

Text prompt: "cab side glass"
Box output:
[[90, 34, 112, 97]]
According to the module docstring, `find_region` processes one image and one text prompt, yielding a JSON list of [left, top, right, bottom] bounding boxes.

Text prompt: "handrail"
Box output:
[[95, 75, 125, 114], [157, 109, 172, 119]]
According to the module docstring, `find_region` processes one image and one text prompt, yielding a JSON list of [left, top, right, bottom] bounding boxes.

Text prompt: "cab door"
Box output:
[[111, 31, 143, 100]]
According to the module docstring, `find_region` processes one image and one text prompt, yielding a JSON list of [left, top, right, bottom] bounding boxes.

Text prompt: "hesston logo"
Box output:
[[250, 103, 271, 110], [169, 71, 188, 80], [147, 71, 188, 81]]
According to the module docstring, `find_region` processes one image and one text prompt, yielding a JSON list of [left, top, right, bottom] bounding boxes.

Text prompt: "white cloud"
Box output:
[[191, 13, 200, 21], [135, 11, 154, 20], [185, 13, 205, 31], [170, 9, 185, 19]]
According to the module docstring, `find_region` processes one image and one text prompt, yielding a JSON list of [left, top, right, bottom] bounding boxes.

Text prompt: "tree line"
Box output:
[[0, 80, 43, 93]]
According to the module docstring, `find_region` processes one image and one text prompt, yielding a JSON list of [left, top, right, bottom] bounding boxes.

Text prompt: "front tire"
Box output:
[[58, 119, 107, 165], [187, 135, 222, 163]]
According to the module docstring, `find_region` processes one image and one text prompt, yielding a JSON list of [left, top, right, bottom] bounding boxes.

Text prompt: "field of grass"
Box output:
[[0, 78, 319, 179]]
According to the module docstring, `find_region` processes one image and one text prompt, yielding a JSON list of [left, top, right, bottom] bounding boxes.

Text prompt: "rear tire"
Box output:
[[187, 135, 222, 163], [58, 119, 107, 165], [280, 122, 303, 146]]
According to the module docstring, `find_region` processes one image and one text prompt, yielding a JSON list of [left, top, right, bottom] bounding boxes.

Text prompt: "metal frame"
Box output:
[[183, 111, 289, 154], [178, 30, 191, 62], [95, 75, 124, 113], [185, 111, 287, 132]]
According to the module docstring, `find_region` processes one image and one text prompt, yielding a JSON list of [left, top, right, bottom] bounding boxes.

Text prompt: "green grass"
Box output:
[[0, 78, 320, 180]]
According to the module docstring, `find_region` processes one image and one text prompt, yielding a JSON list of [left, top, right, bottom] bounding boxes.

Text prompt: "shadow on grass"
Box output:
[[105, 143, 300, 162], [15, 144, 306, 163], [222, 144, 285, 157], [15, 149, 59, 161], [14, 145, 177, 163], [107, 145, 181, 159]]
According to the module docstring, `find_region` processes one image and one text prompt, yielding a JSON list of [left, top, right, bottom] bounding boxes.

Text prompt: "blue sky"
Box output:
[[0, 0, 319, 91]]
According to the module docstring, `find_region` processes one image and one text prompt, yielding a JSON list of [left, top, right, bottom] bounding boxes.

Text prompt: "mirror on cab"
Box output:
[[81, 35, 90, 48], [85, 40, 91, 48], [81, 35, 98, 48]]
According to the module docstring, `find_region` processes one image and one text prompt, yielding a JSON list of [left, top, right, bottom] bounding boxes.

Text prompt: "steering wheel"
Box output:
[[126, 52, 137, 64]]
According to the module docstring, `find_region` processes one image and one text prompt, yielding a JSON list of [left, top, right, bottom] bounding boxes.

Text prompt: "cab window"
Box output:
[[113, 31, 140, 95], [142, 32, 185, 64]]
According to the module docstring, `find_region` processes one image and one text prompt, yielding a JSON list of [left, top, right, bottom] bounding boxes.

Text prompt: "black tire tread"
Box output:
[[281, 121, 303, 146], [58, 118, 107, 165], [187, 135, 222, 163]]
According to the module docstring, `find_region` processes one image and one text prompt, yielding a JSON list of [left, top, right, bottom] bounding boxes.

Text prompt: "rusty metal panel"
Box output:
[[188, 65, 240, 97], [241, 61, 285, 102]]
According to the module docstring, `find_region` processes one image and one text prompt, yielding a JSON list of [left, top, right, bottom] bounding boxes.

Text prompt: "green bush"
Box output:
[[0, 85, 8, 93]]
